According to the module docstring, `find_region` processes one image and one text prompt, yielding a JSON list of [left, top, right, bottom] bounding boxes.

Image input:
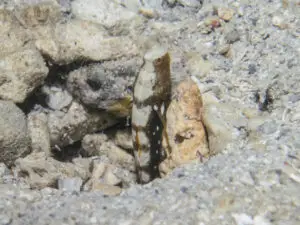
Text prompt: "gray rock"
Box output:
[[0, 0, 300, 224], [57, 0, 72, 13], [0, 101, 30, 166], [67, 57, 143, 117], [257, 120, 278, 135], [48, 101, 117, 148], [57, 177, 82, 192], [224, 28, 240, 44], [0, 47, 49, 103], [176, 0, 202, 8], [0, 163, 10, 177], [41, 86, 73, 110]]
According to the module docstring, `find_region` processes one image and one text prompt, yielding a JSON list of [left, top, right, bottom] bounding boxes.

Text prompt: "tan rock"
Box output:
[[217, 7, 235, 21], [202, 102, 248, 155], [83, 160, 122, 194], [91, 183, 122, 196], [159, 78, 210, 176], [14, 152, 90, 189], [84, 157, 135, 190], [90, 162, 121, 186], [82, 134, 135, 172], [27, 112, 51, 156], [114, 129, 133, 150], [0, 47, 49, 103], [0, 9, 31, 56], [138, 8, 158, 19], [14, 0, 62, 27], [35, 19, 139, 64]]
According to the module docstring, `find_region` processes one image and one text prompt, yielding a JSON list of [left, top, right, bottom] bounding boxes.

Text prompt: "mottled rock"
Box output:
[[186, 53, 213, 78], [35, 19, 139, 64], [0, 101, 30, 166], [14, 152, 90, 189], [82, 133, 135, 172], [0, 47, 49, 103], [72, 0, 137, 28], [114, 129, 133, 150], [48, 101, 117, 148], [202, 102, 248, 155], [67, 57, 143, 116], [14, 0, 62, 27], [27, 111, 51, 156], [159, 79, 209, 176], [0, 9, 30, 56]]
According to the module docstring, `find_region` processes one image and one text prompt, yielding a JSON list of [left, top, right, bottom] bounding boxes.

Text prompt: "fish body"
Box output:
[[131, 47, 171, 183]]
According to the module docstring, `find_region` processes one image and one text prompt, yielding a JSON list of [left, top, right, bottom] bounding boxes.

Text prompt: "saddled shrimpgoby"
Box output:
[[131, 46, 172, 184]]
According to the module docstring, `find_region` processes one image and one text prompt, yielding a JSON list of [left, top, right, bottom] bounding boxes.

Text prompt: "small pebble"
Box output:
[[0, 214, 11, 225], [248, 64, 257, 74], [138, 8, 157, 19], [0, 163, 9, 177], [57, 177, 83, 192], [225, 29, 240, 44], [288, 94, 300, 103], [232, 213, 253, 225], [272, 15, 288, 29], [218, 7, 235, 21]]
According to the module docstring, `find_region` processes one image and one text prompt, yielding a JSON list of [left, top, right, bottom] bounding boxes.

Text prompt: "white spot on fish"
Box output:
[[161, 103, 165, 114], [156, 126, 160, 131]]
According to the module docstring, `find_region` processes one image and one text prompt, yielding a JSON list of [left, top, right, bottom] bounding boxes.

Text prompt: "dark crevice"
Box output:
[[254, 87, 274, 112], [42, 54, 101, 85], [52, 140, 82, 162], [17, 55, 103, 114], [17, 86, 48, 114]]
